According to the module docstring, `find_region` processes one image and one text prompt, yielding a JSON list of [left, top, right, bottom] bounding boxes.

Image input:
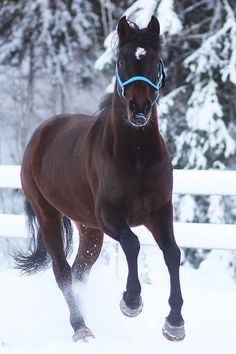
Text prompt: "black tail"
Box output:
[[13, 200, 73, 274]]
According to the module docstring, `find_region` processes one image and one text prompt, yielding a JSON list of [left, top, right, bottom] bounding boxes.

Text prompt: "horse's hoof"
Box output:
[[162, 319, 185, 342], [120, 296, 143, 317], [73, 326, 95, 343]]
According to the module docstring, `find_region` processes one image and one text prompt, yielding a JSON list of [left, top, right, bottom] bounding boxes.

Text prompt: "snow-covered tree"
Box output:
[[0, 0, 104, 164], [0, 0, 101, 83], [162, 0, 236, 228], [171, 0, 236, 170]]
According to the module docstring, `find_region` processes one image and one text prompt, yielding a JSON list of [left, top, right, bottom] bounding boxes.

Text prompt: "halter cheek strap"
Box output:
[[116, 60, 165, 105]]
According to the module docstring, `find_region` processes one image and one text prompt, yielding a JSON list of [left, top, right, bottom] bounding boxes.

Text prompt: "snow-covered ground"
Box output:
[[0, 250, 235, 354]]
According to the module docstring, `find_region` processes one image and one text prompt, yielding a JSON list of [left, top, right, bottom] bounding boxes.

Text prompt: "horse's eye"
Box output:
[[118, 59, 124, 68]]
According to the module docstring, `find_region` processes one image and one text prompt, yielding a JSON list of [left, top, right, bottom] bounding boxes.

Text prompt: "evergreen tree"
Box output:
[[0, 0, 101, 83], [161, 0, 236, 230], [0, 0, 103, 165]]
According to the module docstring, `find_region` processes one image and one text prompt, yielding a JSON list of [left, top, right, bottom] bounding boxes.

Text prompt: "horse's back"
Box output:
[[22, 113, 94, 172], [32, 113, 94, 146]]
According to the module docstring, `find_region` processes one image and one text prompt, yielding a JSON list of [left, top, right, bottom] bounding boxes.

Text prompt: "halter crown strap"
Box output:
[[115, 60, 164, 104]]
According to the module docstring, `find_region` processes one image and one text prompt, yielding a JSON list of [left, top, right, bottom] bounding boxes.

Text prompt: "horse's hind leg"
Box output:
[[32, 201, 94, 341], [72, 224, 104, 283]]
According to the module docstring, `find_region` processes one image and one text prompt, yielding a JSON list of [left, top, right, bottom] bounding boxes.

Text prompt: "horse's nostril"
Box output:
[[129, 99, 136, 113], [144, 101, 152, 114]]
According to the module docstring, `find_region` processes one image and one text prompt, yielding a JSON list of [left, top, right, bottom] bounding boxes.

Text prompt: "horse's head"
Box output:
[[116, 16, 165, 128]]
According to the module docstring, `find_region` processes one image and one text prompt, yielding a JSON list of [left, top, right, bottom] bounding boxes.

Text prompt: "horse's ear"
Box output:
[[117, 16, 132, 38], [147, 16, 160, 36]]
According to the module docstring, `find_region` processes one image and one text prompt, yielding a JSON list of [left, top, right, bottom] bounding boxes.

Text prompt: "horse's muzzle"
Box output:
[[129, 113, 149, 127], [128, 98, 151, 127]]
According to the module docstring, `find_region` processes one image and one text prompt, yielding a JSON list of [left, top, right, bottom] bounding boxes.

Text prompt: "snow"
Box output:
[[171, 222, 236, 250], [0, 165, 21, 188], [156, 0, 182, 35], [94, 30, 117, 71], [177, 195, 195, 222], [173, 169, 236, 196], [221, 5, 236, 85], [171, 79, 236, 169], [0, 250, 235, 354], [208, 196, 225, 224], [123, 0, 182, 35], [186, 81, 223, 131], [124, 0, 157, 28], [184, 5, 236, 86]]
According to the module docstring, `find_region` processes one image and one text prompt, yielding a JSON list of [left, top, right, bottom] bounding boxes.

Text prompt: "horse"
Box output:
[[14, 16, 185, 342]]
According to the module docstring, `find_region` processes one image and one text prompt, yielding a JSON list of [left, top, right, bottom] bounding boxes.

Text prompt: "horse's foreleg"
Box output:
[[146, 201, 185, 341], [119, 229, 143, 317], [38, 214, 94, 342], [98, 206, 143, 317]]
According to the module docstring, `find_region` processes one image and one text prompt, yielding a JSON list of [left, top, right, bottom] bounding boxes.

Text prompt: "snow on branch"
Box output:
[[186, 80, 236, 159], [184, 2, 236, 85], [157, 0, 182, 35], [94, 31, 117, 71]]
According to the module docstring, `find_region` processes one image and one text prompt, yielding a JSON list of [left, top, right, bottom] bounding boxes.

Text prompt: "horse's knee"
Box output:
[[163, 244, 181, 268], [120, 233, 140, 258]]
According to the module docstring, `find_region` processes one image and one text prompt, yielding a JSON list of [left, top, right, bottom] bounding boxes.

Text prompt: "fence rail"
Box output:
[[1, 165, 236, 195], [1, 165, 236, 250]]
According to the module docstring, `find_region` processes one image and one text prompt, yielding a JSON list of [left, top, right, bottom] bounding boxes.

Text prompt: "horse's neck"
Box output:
[[105, 95, 164, 163]]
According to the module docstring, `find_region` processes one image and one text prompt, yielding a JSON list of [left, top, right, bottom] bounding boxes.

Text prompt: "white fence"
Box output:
[[0, 165, 236, 250]]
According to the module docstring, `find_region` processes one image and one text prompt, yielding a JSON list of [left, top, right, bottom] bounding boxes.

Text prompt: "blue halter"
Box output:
[[115, 60, 165, 105]]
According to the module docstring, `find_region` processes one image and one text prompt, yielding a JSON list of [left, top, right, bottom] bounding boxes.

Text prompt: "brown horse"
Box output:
[[15, 16, 185, 342]]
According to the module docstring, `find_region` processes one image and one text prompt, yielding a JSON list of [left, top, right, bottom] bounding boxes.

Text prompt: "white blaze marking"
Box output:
[[135, 47, 146, 60]]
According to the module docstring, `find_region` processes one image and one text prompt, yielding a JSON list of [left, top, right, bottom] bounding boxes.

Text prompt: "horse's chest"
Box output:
[[104, 163, 172, 226], [124, 178, 168, 224]]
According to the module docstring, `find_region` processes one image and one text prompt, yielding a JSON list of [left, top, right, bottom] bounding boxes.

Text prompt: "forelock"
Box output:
[[118, 28, 161, 53]]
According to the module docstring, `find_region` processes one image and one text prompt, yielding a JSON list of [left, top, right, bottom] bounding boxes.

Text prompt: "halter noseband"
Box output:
[[115, 60, 165, 105]]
